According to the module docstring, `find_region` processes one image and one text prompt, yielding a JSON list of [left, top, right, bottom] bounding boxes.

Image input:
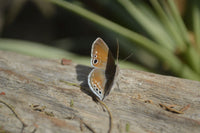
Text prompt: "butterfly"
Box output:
[[88, 37, 119, 100]]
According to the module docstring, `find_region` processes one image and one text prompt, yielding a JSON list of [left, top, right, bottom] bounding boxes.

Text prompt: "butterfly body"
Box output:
[[88, 38, 119, 100]]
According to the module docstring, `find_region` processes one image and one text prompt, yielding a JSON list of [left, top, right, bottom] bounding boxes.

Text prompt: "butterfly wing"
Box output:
[[91, 38, 109, 68], [88, 66, 118, 100], [88, 69, 106, 100]]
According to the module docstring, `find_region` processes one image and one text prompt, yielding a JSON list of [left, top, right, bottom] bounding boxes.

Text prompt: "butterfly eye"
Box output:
[[96, 88, 98, 92], [93, 59, 98, 64], [99, 91, 101, 94]]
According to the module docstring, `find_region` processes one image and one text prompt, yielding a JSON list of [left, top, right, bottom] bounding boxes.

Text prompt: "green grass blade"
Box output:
[[0, 38, 89, 65], [192, 0, 200, 51], [192, 1, 200, 74], [117, 0, 175, 51], [167, 0, 190, 45], [150, 0, 186, 51]]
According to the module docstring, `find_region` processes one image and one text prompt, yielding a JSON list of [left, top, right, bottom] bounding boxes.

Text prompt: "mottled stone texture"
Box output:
[[0, 50, 199, 133]]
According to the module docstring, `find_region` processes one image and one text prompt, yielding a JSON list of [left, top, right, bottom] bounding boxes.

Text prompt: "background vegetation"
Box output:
[[0, 0, 199, 81]]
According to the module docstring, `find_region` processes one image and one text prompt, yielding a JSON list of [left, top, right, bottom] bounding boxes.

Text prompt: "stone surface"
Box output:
[[0, 50, 200, 133]]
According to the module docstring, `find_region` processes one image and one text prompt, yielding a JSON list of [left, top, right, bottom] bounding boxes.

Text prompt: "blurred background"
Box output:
[[0, 0, 199, 81]]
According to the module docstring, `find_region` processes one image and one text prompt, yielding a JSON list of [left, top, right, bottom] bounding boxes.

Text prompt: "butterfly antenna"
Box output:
[[116, 39, 119, 64], [121, 52, 134, 63]]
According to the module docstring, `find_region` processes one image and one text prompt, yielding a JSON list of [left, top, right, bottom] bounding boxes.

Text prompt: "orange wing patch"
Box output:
[[91, 38, 109, 68], [90, 69, 106, 93]]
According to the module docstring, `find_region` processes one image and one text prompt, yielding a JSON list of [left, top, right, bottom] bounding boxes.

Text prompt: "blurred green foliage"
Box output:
[[47, 0, 200, 81]]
